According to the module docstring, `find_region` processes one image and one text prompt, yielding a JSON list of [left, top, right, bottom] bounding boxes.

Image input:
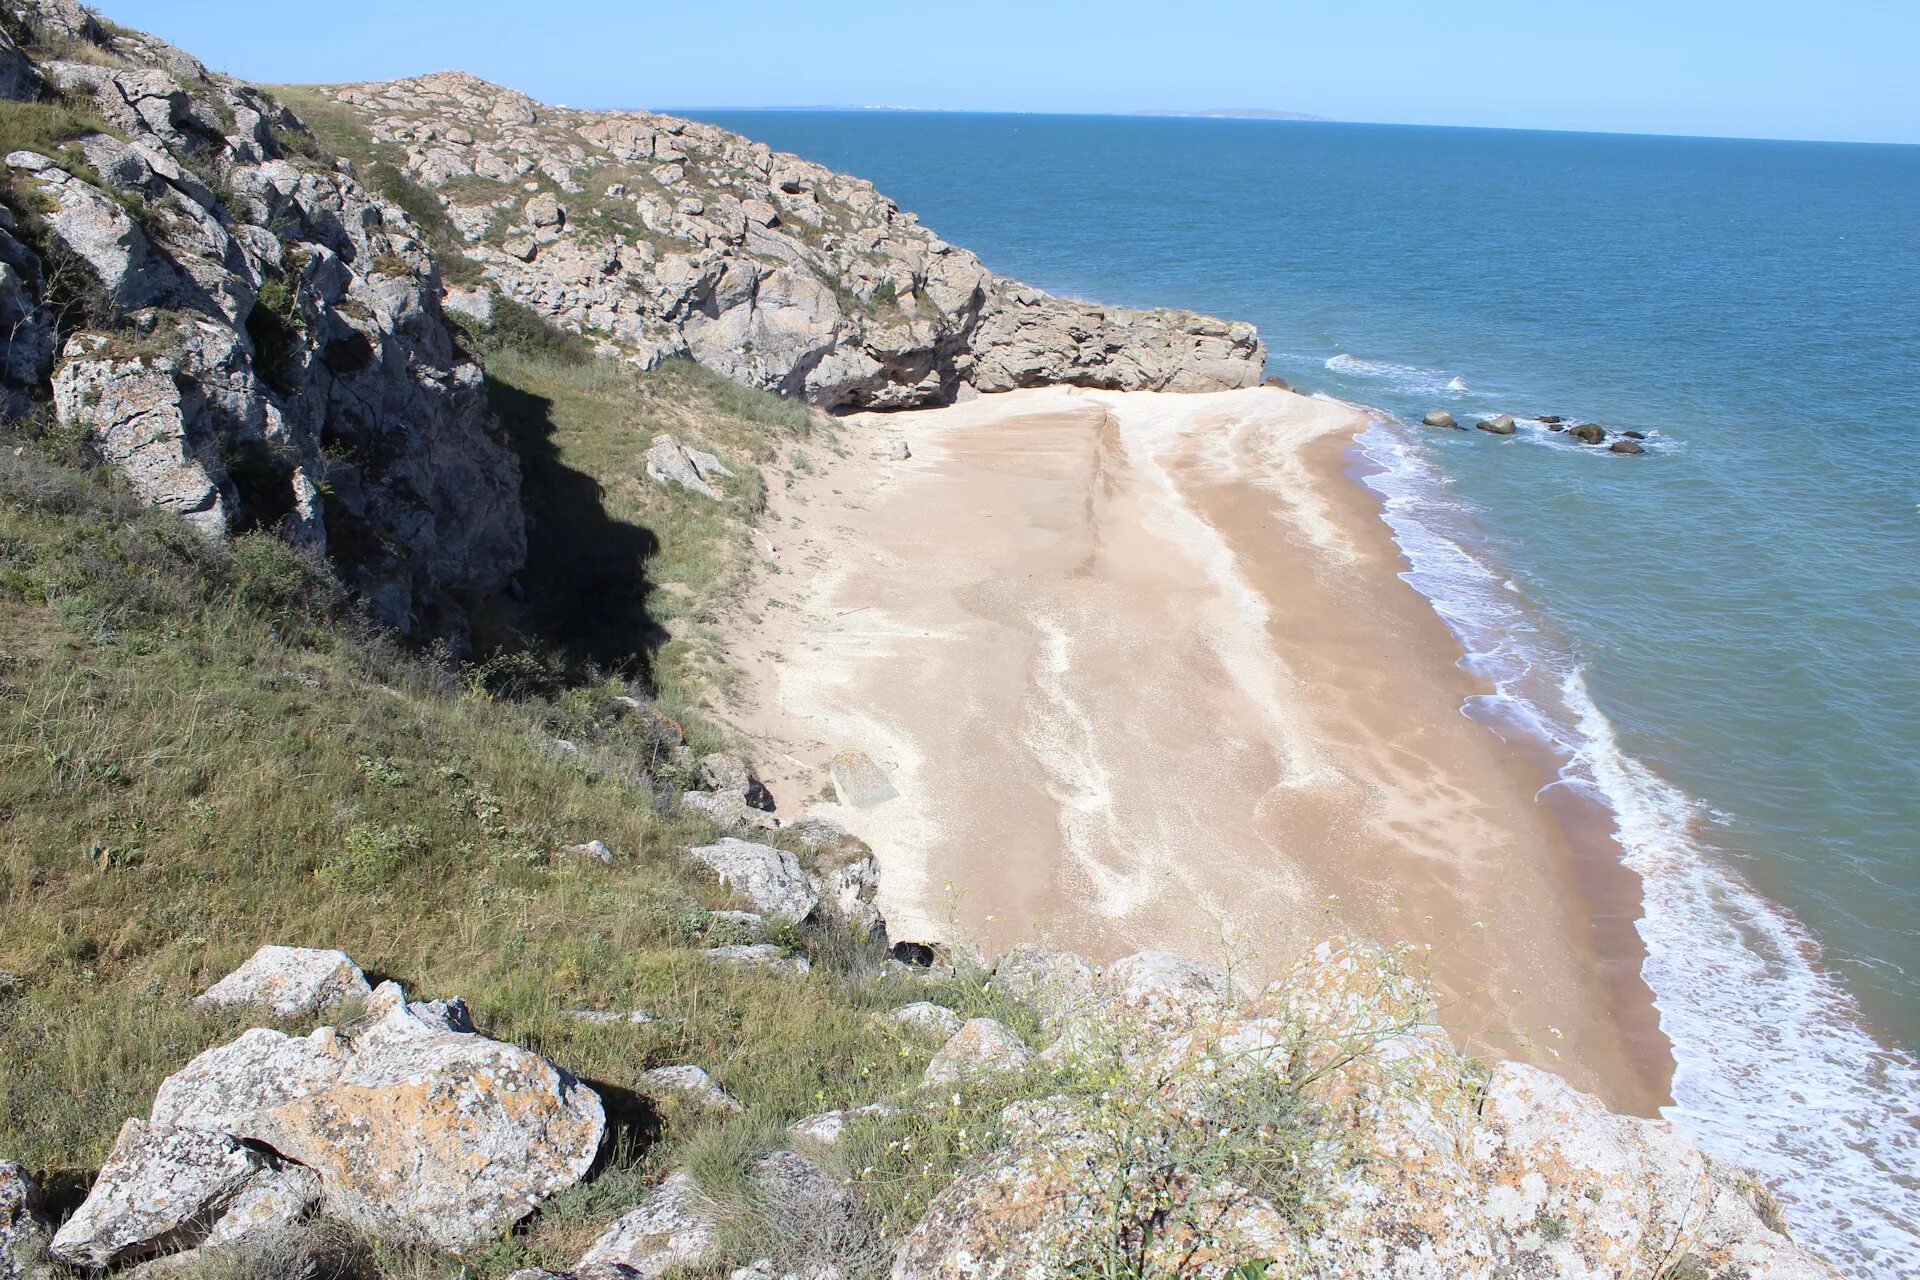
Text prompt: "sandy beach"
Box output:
[[718, 385, 1672, 1115]]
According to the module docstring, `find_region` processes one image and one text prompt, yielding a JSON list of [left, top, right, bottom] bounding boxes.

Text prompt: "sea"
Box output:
[[685, 110, 1920, 1276]]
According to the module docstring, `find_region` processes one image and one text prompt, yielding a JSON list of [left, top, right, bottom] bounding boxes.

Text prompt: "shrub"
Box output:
[[471, 293, 596, 366], [225, 530, 334, 624], [319, 822, 429, 891]]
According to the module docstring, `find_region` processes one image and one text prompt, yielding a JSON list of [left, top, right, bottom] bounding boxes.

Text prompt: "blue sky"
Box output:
[[105, 0, 1918, 144]]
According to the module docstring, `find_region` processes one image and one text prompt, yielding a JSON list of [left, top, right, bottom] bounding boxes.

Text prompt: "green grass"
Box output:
[[469, 303, 821, 710]]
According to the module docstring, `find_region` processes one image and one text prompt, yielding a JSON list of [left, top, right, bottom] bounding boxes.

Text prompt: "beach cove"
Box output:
[[718, 385, 1672, 1116]]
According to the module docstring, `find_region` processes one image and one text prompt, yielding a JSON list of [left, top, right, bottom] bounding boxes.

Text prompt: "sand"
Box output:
[[716, 384, 1672, 1115]]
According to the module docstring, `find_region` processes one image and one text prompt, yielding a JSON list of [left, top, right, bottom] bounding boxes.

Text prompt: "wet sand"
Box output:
[[717, 385, 1673, 1115]]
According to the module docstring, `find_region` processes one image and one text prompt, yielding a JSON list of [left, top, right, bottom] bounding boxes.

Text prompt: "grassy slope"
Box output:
[[0, 340, 1040, 1277]]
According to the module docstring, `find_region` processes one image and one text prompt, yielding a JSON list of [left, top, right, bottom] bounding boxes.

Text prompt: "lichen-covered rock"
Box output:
[[687, 837, 819, 922], [922, 1018, 1034, 1087], [575, 1172, 719, 1279], [787, 1103, 896, 1148], [49, 1121, 265, 1269], [0, 1162, 49, 1279], [1101, 950, 1246, 1027], [305, 71, 1266, 409], [889, 1002, 964, 1039], [704, 943, 812, 975], [991, 944, 1098, 1028], [809, 852, 884, 939], [230, 982, 605, 1251], [643, 1065, 743, 1114], [150, 1026, 349, 1130], [127, 1164, 324, 1279], [191, 944, 372, 1019]]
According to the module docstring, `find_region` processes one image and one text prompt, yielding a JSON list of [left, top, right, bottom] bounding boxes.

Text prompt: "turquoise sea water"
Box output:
[[690, 110, 1920, 1275]]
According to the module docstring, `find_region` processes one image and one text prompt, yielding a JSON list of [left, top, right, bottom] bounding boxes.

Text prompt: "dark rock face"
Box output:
[[1609, 439, 1646, 455], [1, 2, 524, 640], [891, 941, 937, 967], [1568, 423, 1608, 445]]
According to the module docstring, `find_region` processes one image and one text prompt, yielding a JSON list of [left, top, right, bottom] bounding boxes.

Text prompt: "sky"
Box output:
[[102, 0, 1920, 145]]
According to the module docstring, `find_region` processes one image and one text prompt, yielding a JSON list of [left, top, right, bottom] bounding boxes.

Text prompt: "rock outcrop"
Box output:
[[892, 938, 1839, 1280], [302, 71, 1266, 409], [0, 3, 524, 637]]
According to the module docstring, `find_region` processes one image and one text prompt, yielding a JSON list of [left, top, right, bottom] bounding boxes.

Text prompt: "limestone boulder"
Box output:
[[150, 1026, 349, 1130], [643, 1065, 743, 1114], [192, 945, 372, 1019], [991, 944, 1098, 1028], [231, 983, 605, 1251], [705, 943, 811, 975], [575, 1172, 720, 1279], [889, 1002, 963, 1039], [646, 433, 733, 500], [49, 1121, 265, 1270], [922, 1018, 1034, 1087], [0, 1162, 49, 1280], [686, 838, 819, 922]]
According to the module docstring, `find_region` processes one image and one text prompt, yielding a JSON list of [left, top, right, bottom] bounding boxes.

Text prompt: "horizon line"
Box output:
[[651, 103, 1919, 149]]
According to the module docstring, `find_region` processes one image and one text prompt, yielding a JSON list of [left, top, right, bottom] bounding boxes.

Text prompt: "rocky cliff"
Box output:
[[294, 71, 1267, 409], [1, 0, 524, 637]]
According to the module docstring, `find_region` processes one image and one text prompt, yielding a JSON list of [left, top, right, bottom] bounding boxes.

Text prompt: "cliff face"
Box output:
[[300, 71, 1267, 409], [0, 1, 524, 637]]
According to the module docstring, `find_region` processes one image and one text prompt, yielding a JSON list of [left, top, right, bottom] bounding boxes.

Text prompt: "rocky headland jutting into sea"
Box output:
[[0, 1, 1848, 1276]]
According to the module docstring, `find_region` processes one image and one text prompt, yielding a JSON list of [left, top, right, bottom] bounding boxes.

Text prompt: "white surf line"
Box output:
[[1565, 670, 1920, 1275]]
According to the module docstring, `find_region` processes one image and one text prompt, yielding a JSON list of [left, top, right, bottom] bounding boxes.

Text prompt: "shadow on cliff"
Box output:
[[486, 374, 664, 685]]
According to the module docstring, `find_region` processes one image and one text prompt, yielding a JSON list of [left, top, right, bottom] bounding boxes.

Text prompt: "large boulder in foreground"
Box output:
[[232, 983, 605, 1251], [55, 975, 604, 1262]]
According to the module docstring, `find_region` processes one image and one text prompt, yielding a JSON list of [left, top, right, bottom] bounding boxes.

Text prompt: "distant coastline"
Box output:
[[664, 104, 1332, 122]]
